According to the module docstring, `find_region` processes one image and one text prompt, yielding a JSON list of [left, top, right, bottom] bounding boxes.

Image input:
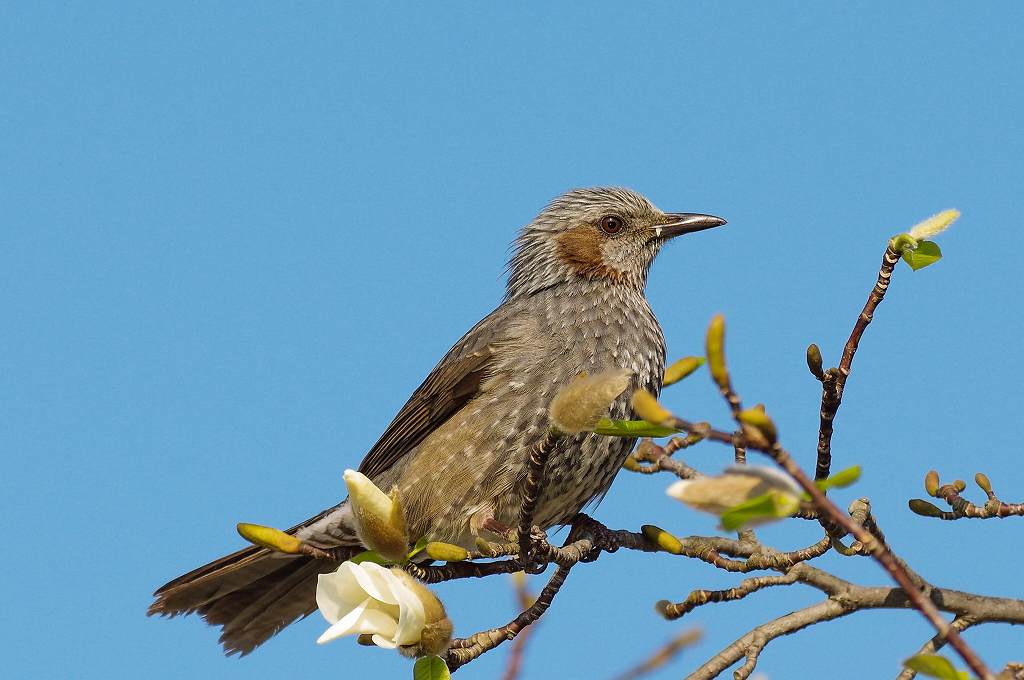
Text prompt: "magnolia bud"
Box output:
[[908, 499, 945, 518], [549, 369, 632, 434], [631, 389, 673, 427], [236, 523, 302, 554], [424, 542, 470, 562], [738, 407, 777, 445], [663, 356, 705, 387], [641, 524, 683, 555], [343, 469, 410, 562], [806, 343, 824, 380], [705, 314, 729, 390]]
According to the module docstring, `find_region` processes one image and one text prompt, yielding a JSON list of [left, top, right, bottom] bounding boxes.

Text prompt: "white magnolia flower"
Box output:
[[667, 465, 801, 518], [316, 561, 451, 656]]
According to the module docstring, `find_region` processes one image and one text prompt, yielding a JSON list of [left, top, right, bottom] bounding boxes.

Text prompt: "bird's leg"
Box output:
[[516, 431, 561, 571]]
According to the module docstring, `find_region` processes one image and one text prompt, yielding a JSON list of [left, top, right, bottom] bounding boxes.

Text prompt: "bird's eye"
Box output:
[[598, 215, 624, 235]]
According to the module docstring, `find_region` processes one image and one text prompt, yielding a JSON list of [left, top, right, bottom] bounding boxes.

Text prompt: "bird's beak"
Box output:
[[652, 213, 727, 240]]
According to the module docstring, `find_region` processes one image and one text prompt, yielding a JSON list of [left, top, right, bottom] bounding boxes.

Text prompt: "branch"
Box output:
[[690, 562, 1024, 680], [500, 574, 538, 680], [609, 629, 702, 680], [813, 242, 901, 480], [657, 570, 799, 620], [910, 471, 1024, 521], [895, 617, 978, 680], [446, 565, 572, 671]]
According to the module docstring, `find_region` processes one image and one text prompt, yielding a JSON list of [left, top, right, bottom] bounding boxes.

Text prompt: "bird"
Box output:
[[148, 187, 725, 655]]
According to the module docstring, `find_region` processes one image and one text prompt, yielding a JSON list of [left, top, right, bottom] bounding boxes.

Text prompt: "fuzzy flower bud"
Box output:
[[548, 369, 632, 434], [907, 209, 960, 241], [667, 465, 802, 521], [316, 561, 452, 657], [343, 469, 410, 562]]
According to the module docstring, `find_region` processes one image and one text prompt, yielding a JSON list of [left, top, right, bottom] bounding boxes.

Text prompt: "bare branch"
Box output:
[[609, 629, 702, 680], [895, 617, 978, 680], [815, 243, 901, 480], [911, 472, 1024, 521], [447, 565, 572, 671], [691, 562, 1024, 680]]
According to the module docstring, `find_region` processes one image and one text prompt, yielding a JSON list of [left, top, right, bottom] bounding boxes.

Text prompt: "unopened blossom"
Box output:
[[343, 469, 410, 562], [667, 465, 801, 518]]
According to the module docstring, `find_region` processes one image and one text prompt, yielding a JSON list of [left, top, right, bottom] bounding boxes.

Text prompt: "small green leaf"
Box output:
[[594, 418, 680, 438], [902, 240, 942, 271], [349, 550, 388, 565], [903, 653, 969, 680], [406, 536, 431, 560], [720, 491, 800, 531], [815, 465, 862, 491], [413, 655, 451, 680]]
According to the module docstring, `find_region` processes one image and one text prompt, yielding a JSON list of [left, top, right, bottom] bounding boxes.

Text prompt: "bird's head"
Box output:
[[505, 187, 725, 298]]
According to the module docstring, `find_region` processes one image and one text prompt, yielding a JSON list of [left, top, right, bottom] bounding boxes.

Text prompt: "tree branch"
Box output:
[[815, 243, 901, 480], [691, 562, 1024, 680]]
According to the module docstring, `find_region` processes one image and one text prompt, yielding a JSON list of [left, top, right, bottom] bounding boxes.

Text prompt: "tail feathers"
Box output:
[[149, 507, 358, 655]]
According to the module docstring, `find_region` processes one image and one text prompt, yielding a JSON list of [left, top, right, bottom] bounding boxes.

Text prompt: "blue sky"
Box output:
[[3, 3, 1023, 678]]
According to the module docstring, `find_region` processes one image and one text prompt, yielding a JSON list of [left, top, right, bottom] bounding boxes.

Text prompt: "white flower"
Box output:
[[667, 465, 801, 517], [343, 469, 409, 561], [316, 561, 451, 655], [907, 209, 960, 241]]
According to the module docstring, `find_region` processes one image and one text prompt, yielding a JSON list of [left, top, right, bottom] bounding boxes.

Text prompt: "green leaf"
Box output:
[[720, 491, 801, 531], [903, 654, 970, 680], [413, 655, 451, 680], [902, 240, 942, 271], [406, 536, 431, 560], [594, 418, 680, 438], [815, 465, 862, 491], [349, 550, 388, 565]]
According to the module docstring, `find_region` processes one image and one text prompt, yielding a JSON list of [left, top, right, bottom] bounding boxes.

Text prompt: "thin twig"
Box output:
[[690, 562, 1024, 680], [608, 629, 702, 680], [657, 391, 993, 674], [815, 243, 901, 480], [500, 574, 537, 680], [447, 565, 572, 671], [658, 570, 799, 619], [895, 617, 978, 680], [764, 442, 994, 679]]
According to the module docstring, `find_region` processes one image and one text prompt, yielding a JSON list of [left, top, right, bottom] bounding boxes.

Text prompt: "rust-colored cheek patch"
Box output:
[[555, 226, 628, 283]]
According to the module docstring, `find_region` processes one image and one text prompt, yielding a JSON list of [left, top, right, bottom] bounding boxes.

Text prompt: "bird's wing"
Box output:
[[357, 306, 507, 480]]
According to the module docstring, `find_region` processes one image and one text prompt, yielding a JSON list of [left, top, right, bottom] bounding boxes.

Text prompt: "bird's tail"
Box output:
[[148, 507, 358, 655]]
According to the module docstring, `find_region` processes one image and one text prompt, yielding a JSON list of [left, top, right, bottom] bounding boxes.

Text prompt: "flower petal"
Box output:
[[723, 465, 802, 496], [316, 563, 375, 624], [316, 597, 399, 645], [392, 579, 426, 646], [371, 633, 397, 649], [349, 561, 401, 605]]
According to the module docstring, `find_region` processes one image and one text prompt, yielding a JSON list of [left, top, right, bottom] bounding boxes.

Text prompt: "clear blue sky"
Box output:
[[3, 3, 1022, 678]]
